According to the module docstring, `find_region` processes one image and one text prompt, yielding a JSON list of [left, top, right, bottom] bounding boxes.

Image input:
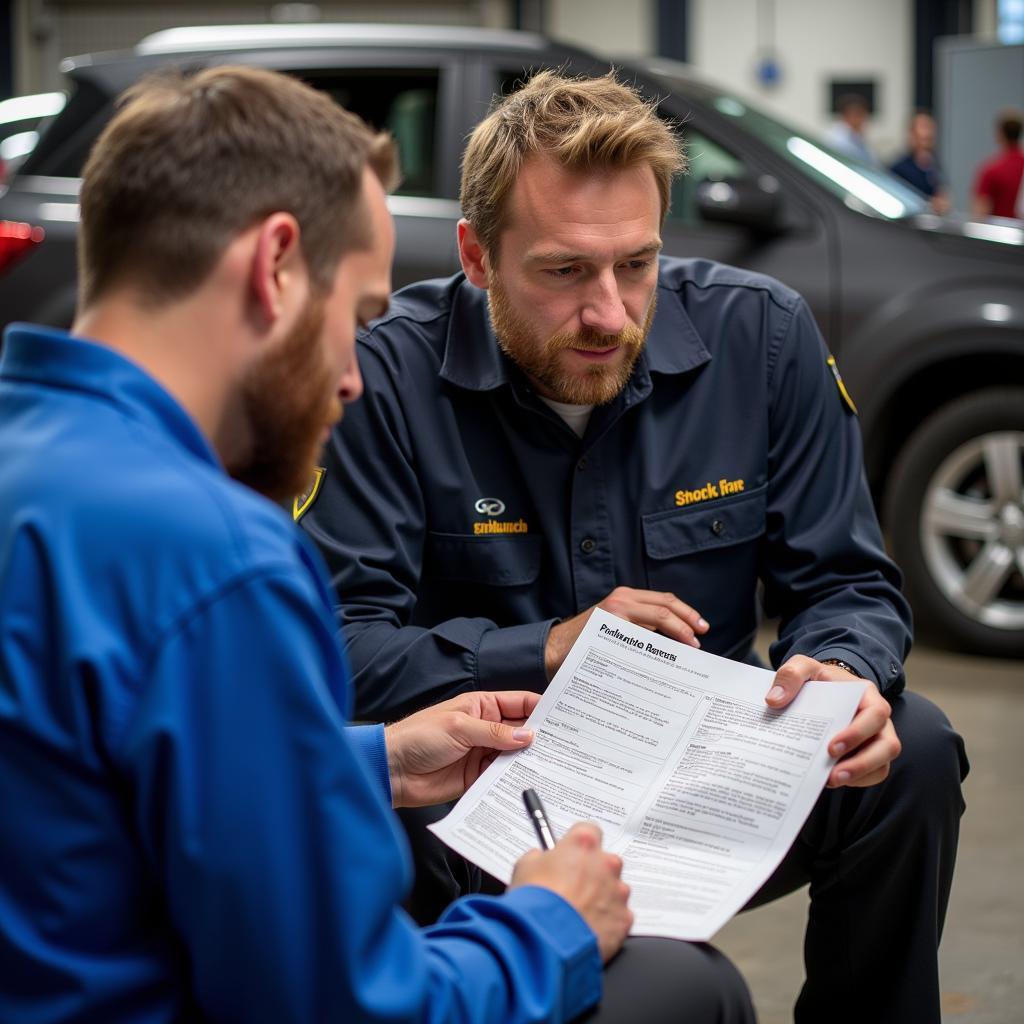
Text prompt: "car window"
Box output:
[[19, 79, 109, 179], [19, 67, 440, 199], [0, 92, 67, 183], [669, 128, 745, 224], [294, 69, 438, 197], [651, 71, 929, 220]]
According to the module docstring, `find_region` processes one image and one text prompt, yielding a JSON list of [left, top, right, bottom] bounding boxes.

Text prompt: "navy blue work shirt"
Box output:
[[890, 153, 944, 197], [0, 325, 600, 1023], [303, 258, 911, 722]]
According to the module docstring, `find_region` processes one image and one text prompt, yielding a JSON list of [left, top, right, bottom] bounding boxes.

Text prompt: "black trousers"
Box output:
[[399, 691, 968, 1024], [585, 938, 755, 1023]]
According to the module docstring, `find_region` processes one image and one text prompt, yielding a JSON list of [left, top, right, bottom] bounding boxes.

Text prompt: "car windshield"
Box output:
[[649, 70, 930, 220]]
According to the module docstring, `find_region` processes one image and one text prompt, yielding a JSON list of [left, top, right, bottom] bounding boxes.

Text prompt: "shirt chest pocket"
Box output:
[[424, 532, 542, 586], [640, 486, 767, 642], [641, 486, 767, 558]]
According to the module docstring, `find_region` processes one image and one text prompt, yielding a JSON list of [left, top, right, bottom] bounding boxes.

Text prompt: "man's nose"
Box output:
[[579, 270, 627, 337], [338, 358, 363, 405]]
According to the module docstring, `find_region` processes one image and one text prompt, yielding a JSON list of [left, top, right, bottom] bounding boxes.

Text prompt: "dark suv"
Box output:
[[1, 23, 1022, 657]]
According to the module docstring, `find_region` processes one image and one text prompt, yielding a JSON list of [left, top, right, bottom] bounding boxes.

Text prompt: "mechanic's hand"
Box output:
[[511, 822, 633, 962], [765, 655, 902, 788], [545, 587, 709, 678], [384, 691, 539, 808]]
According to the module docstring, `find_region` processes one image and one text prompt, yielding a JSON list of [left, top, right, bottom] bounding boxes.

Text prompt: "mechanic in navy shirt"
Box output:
[[0, 66, 756, 1024], [889, 111, 951, 214], [303, 70, 968, 1024]]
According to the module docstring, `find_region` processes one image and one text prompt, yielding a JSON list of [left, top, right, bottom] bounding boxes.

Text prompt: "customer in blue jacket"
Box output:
[[0, 67, 755, 1024], [302, 71, 968, 1024]]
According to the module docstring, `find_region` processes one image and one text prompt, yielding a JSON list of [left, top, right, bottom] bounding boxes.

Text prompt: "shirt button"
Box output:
[[580, 537, 597, 554], [577, 457, 588, 471], [711, 519, 726, 536], [889, 663, 900, 676]]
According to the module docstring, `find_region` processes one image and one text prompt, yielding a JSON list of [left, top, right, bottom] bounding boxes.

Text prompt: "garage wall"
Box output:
[[542, 0, 925, 162], [688, 0, 914, 161]]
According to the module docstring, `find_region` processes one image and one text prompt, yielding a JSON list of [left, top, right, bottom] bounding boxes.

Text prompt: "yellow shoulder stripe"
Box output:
[[827, 356, 858, 415], [293, 467, 326, 522]]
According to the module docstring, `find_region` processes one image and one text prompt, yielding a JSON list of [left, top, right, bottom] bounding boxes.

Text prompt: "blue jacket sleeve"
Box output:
[[114, 566, 600, 1023], [346, 722, 391, 803], [301, 344, 552, 721], [761, 300, 912, 693]]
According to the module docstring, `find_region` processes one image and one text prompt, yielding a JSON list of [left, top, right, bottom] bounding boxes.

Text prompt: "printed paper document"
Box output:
[[429, 609, 865, 941]]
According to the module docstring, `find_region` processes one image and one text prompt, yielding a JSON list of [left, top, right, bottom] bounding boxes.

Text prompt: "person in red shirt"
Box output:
[[972, 109, 1024, 219]]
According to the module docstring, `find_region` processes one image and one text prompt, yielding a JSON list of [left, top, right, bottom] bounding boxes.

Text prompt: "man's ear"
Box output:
[[457, 219, 491, 289], [250, 213, 306, 327]]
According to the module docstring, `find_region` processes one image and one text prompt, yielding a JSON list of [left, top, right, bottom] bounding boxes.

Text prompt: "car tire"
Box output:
[[885, 387, 1024, 658]]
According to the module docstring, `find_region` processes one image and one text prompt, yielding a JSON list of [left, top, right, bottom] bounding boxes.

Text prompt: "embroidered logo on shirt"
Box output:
[[473, 519, 529, 536], [293, 467, 326, 522], [472, 497, 528, 534], [827, 355, 858, 415], [474, 497, 506, 516], [675, 478, 745, 507]]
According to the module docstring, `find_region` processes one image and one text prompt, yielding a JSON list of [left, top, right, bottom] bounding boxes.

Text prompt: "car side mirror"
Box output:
[[696, 174, 785, 235]]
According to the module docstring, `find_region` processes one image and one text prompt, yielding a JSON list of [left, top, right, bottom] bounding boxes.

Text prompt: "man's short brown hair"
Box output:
[[998, 109, 1023, 145], [460, 70, 685, 258], [78, 65, 397, 308]]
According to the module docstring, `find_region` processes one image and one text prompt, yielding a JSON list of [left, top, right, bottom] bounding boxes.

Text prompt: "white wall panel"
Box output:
[[546, 0, 652, 57], [691, 0, 913, 160]]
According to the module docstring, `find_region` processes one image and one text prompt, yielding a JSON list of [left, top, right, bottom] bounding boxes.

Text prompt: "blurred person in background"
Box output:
[[890, 110, 951, 214], [972, 108, 1024, 219], [825, 93, 878, 165]]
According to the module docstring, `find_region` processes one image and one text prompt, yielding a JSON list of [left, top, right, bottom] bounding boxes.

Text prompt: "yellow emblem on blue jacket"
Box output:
[[293, 467, 326, 522]]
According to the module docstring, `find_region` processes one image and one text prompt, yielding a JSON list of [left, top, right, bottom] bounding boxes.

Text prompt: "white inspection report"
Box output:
[[429, 608, 866, 941]]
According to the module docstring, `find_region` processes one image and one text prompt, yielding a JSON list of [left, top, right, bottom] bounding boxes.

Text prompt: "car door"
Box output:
[[655, 106, 837, 341], [270, 48, 469, 288]]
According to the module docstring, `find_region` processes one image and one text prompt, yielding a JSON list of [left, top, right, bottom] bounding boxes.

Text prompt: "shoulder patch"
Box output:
[[293, 467, 326, 522], [826, 355, 858, 415]]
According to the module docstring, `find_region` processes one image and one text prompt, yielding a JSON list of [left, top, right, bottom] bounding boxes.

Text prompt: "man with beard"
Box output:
[[0, 66, 757, 1023], [303, 71, 968, 1024]]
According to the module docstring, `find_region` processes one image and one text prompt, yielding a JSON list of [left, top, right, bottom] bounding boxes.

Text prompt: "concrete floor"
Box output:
[[714, 633, 1023, 1023]]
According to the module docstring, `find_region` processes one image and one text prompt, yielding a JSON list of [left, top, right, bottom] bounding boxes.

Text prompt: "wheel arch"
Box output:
[[857, 333, 1024, 517]]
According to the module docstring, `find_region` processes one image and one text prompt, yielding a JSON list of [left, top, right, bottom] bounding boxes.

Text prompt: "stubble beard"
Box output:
[[487, 273, 655, 406]]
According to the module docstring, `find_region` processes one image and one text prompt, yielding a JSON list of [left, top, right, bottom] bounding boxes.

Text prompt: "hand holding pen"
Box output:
[[510, 788, 634, 962]]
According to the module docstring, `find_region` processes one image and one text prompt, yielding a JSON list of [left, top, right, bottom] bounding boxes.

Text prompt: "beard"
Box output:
[[487, 274, 655, 406], [229, 293, 339, 503]]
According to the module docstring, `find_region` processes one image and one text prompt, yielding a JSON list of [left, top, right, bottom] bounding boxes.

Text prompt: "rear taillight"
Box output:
[[0, 221, 45, 274]]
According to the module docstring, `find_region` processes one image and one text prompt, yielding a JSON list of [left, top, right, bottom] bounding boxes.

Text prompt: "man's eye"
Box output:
[[622, 259, 652, 272], [544, 266, 578, 278]]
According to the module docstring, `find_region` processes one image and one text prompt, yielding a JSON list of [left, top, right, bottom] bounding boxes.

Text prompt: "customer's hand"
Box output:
[[511, 822, 632, 963], [545, 587, 709, 678], [765, 655, 902, 788], [384, 691, 539, 808]]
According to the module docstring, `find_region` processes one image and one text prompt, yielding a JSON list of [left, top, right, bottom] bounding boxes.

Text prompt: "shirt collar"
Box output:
[[438, 263, 711, 393], [0, 323, 221, 469]]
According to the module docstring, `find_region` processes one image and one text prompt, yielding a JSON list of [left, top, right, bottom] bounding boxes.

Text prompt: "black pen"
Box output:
[[522, 788, 557, 850]]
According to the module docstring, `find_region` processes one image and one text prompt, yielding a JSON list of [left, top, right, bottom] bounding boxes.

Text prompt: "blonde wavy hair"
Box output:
[[460, 69, 686, 257]]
